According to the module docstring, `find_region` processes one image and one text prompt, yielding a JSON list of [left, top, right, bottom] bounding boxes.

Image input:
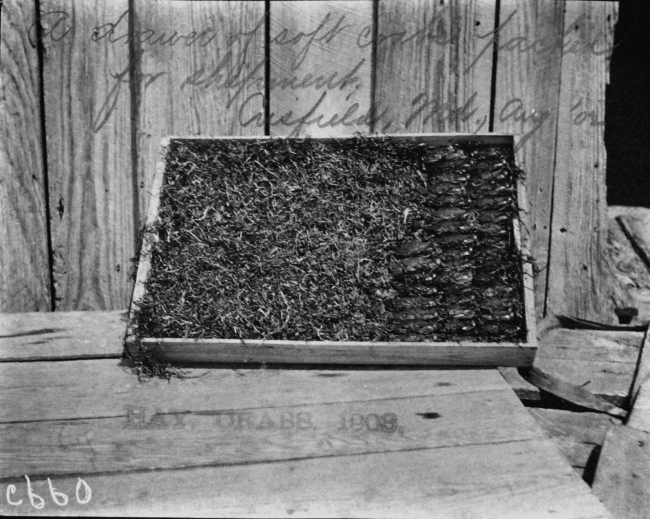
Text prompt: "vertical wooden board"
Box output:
[[269, 1, 373, 137], [374, 0, 495, 134], [546, 1, 618, 323], [0, 0, 51, 312], [134, 1, 265, 226], [493, 1, 565, 321], [41, 0, 133, 311]]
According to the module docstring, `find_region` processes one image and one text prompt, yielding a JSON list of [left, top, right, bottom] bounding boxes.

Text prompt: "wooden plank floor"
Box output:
[[0, 312, 610, 517], [500, 328, 643, 407]]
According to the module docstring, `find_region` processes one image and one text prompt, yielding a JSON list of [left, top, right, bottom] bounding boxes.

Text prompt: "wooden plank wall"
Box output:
[[0, 0, 51, 311], [546, 1, 619, 323], [41, 0, 133, 311], [0, 0, 620, 324]]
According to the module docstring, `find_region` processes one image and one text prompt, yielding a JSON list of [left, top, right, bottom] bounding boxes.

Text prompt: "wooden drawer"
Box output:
[[125, 134, 536, 367]]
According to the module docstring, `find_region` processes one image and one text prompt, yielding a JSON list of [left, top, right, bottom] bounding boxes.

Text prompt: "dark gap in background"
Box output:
[[605, 0, 650, 208], [368, 0, 379, 133], [264, 0, 271, 136], [487, 0, 501, 132], [34, 0, 57, 311], [128, 0, 142, 256]]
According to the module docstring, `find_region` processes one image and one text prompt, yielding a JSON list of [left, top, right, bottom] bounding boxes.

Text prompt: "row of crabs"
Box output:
[[383, 145, 524, 341]]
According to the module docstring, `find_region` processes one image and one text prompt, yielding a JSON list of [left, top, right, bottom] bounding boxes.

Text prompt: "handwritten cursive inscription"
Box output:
[[30, 7, 611, 141], [499, 98, 552, 152]]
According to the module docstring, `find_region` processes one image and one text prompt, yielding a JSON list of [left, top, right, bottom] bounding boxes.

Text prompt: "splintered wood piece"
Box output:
[[375, 0, 495, 134], [493, 1, 564, 322], [269, 1, 373, 137], [0, 0, 51, 312], [500, 328, 643, 407], [592, 425, 650, 519], [518, 366, 626, 418]]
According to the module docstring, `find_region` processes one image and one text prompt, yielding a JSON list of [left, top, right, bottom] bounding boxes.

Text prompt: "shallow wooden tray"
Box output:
[[125, 134, 537, 367]]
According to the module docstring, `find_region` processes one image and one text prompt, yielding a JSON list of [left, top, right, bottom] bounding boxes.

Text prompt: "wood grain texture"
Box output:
[[500, 328, 642, 406], [592, 425, 650, 519], [0, 389, 543, 478], [269, 1, 372, 137], [528, 408, 621, 472], [615, 209, 650, 273], [0, 310, 125, 361], [0, 358, 510, 423], [546, 1, 618, 323], [519, 366, 626, 418], [629, 329, 650, 431], [493, 1, 565, 320], [374, 0, 494, 134], [41, 0, 133, 311], [0, 440, 609, 518], [629, 381, 650, 432], [608, 206, 650, 323], [0, 0, 51, 312], [129, 337, 535, 367], [134, 0, 265, 226], [0, 314, 608, 517]]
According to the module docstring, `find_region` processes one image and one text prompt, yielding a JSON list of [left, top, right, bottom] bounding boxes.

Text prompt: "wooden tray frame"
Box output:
[[125, 134, 537, 367]]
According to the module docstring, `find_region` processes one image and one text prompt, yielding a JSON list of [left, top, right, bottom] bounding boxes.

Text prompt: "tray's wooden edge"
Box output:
[[125, 133, 536, 367], [126, 137, 169, 340], [514, 177, 538, 348], [125, 338, 535, 367], [162, 133, 515, 146]]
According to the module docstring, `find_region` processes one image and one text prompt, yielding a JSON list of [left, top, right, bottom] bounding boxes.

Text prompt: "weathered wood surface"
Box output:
[[528, 408, 621, 478], [1, 440, 610, 518], [129, 338, 535, 368], [40, 0, 134, 311], [269, 1, 373, 137], [629, 382, 650, 432], [500, 328, 643, 407], [493, 1, 564, 320], [0, 311, 124, 361], [628, 329, 650, 431], [592, 425, 650, 519], [0, 359, 507, 424], [0, 388, 546, 477], [134, 0, 265, 225], [546, 1, 619, 323], [0, 0, 51, 312], [519, 366, 626, 418], [607, 210, 650, 324], [0, 355, 609, 517], [374, 0, 494, 134], [608, 206, 650, 323]]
